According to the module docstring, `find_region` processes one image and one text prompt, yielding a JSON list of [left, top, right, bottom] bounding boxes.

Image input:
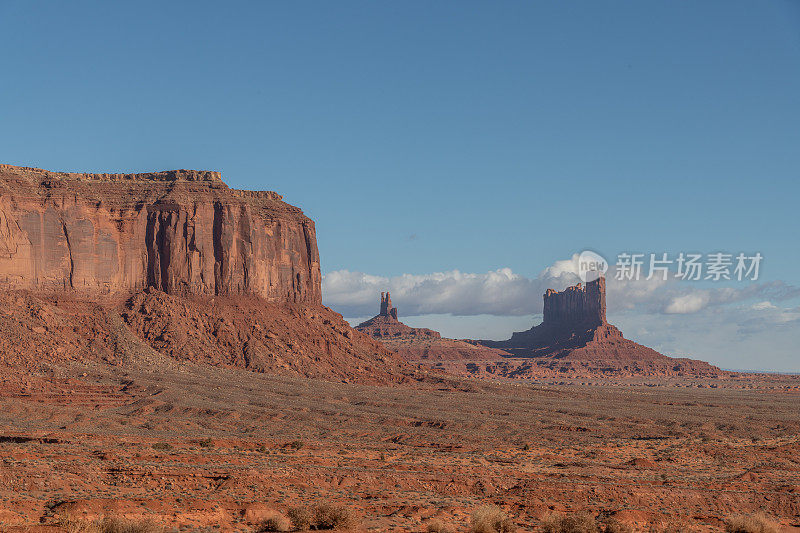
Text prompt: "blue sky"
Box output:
[[1, 1, 799, 371]]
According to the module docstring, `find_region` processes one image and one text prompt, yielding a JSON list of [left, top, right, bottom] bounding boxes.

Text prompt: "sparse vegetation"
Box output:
[[61, 517, 163, 533], [287, 506, 312, 531], [285, 503, 354, 530], [427, 518, 454, 533], [536, 514, 633, 533], [256, 511, 291, 532], [312, 502, 354, 530], [538, 512, 598, 533], [724, 512, 779, 533], [470, 505, 516, 533]]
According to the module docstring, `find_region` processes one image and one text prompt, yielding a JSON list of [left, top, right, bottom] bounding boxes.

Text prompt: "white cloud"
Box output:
[[615, 302, 800, 372], [664, 293, 710, 314], [322, 257, 800, 372], [323, 267, 574, 318], [323, 256, 799, 319]]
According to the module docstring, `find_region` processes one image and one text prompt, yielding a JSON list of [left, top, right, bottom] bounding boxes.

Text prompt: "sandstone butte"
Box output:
[[0, 164, 408, 383], [476, 276, 723, 377]]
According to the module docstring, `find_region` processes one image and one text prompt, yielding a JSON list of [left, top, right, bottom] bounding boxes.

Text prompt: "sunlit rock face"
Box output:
[[0, 164, 321, 303]]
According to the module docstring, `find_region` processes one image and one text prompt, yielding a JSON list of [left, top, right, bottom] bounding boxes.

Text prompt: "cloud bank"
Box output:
[[322, 255, 800, 372], [323, 254, 800, 318]]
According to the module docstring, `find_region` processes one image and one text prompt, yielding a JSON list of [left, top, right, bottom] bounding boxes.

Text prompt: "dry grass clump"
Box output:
[[427, 518, 455, 533], [470, 505, 516, 533], [62, 519, 95, 533], [256, 511, 291, 532], [724, 512, 779, 533], [538, 513, 633, 533], [62, 517, 163, 533], [312, 503, 354, 530], [287, 506, 312, 531], [538, 513, 598, 533], [287, 503, 354, 530]]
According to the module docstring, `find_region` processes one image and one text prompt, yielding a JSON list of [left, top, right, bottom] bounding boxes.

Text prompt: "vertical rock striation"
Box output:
[[543, 277, 606, 327], [0, 164, 321, 303]]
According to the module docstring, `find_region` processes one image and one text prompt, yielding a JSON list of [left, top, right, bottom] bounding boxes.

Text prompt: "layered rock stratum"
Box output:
[[0, 164, 320, 303]]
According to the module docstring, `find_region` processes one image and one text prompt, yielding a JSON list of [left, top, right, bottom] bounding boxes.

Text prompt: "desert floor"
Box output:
[[0, 358, 798, 532]]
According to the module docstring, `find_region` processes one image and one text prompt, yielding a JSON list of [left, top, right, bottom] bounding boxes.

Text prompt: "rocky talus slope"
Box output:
[[0, 289, 407, 384]]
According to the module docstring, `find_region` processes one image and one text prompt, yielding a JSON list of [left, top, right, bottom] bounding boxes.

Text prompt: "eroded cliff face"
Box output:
[[0, 164, 321, 303], [543, 276, 606, 327]]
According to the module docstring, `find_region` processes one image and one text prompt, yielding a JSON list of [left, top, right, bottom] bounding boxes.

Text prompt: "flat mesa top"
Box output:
[[0, 164, 222, 183]]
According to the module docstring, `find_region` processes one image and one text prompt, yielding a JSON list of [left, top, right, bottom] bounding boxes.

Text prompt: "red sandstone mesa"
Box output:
[[355, 292, 441, 339], [0, 164, 320, 303], [0, 164, 409, 382]]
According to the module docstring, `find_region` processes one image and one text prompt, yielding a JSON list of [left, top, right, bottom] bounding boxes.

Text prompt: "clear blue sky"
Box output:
[[2, 1, 799, 370]]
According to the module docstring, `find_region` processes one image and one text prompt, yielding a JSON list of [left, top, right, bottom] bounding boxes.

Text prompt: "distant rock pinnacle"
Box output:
[[356, 292, 440, 339]]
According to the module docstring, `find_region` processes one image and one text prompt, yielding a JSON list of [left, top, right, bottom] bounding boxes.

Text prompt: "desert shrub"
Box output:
[[724, 512, 779, 533], [256, 511, 291, 532], [100, 518, 163, 533], [151, 442, 172, 451], [470, 505, 516, 533], [311, 503, 354, 530], [197, 438, 214, 448], [61, 518, 97, 533], [538, 512, 598, 533], [287, 506, 312, 531], [427, 519, 454, 533], [61, 517, 163, 533]]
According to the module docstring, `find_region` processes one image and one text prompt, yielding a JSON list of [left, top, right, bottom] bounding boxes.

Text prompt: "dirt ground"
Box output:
[[0, 358, 799, 532]]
